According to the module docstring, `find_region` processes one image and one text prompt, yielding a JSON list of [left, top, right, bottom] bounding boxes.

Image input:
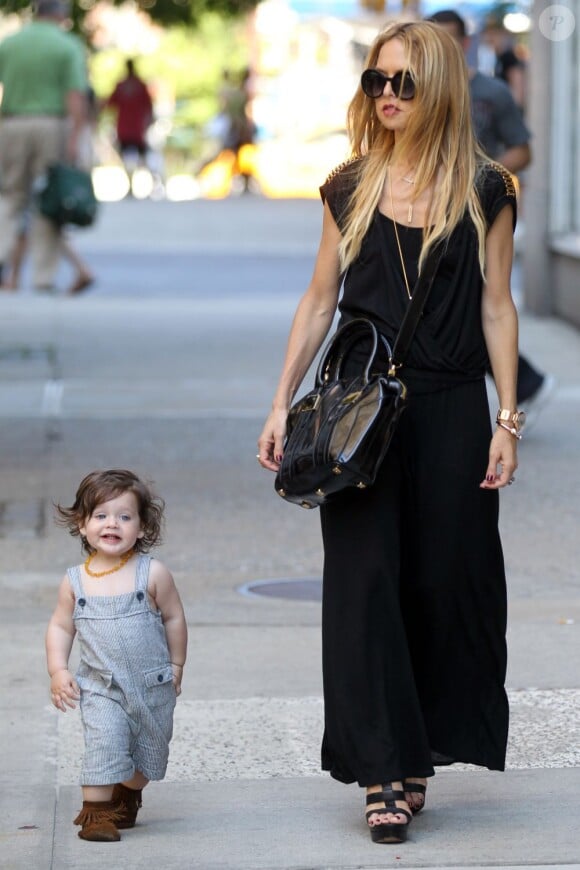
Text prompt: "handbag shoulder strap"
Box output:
[[389, 241, 444, 372]]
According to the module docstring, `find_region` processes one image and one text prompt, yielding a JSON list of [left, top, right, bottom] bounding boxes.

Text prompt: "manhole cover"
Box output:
[[238, 578, 322, 601]]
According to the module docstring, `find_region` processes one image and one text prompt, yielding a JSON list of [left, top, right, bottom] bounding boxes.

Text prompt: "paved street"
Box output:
[[1, 195, 580, 869]]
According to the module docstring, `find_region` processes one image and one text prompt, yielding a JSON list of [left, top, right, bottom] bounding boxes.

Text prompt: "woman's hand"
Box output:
[[255, 202, 341, 475], [50, 669, 80, 712], [480, 427, 519, 489], [257, 408, 289, 472]]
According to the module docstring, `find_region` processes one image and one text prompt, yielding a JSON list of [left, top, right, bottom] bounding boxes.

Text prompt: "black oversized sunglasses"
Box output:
[[360, 68, 416, 101]]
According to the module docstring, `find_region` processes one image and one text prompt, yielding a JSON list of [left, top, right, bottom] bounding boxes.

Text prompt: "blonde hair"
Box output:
[[340, 21, 488, 275]]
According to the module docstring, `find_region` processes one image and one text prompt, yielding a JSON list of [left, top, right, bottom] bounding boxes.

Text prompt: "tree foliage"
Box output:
[[0, 0, 261, 30]]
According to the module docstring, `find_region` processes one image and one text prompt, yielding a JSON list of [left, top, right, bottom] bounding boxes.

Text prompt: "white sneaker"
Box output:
[[520, 374, 557, 433]]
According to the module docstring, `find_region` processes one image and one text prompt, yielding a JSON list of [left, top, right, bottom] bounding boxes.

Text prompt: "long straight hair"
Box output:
[[340, 21, 488, 275]]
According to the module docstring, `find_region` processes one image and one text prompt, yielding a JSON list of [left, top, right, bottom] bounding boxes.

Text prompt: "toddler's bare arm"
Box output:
[[46, 576, 80, 711]]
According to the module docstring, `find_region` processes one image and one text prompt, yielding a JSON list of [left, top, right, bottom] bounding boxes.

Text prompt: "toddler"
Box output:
[[46, 469, 187, 842]]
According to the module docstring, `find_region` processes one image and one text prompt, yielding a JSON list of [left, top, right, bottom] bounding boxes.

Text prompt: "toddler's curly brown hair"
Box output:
[[55, 469, 164, 555]]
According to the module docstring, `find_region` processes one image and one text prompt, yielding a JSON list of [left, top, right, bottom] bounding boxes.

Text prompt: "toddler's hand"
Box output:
[[50, 669, 80, 712], [171, 663, 183, 697]]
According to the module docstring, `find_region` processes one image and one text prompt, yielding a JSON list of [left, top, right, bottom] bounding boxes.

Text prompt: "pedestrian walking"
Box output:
[[199, 67, 257, 196], [481, 12, 528, 114], [4, 215, 94, 295], [103, 58, 154, 189], [222, 66, 257, 192], [258, 21, 521, 844], [429, 9, 555, 425], [0, 0, 88, 292], [46, 469, 187, 842]]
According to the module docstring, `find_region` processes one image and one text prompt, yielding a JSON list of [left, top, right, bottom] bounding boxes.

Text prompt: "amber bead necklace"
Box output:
[[84, 548, 135, 578]]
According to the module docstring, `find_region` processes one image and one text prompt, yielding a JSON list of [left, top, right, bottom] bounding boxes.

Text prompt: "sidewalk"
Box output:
[[1, 196, 579, 869]]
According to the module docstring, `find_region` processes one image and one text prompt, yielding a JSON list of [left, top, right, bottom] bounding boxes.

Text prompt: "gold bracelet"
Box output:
[[171, 662, 184, 668], [496, 408, 526, 430], [496, 421, 522, 440]]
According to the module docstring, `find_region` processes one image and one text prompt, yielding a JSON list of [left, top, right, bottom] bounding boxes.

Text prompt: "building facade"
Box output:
[[523, 0, 580, 327]]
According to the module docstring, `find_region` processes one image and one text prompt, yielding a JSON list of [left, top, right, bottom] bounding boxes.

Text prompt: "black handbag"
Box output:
[[274, 244, 442, 509], [35, 162, 98, 228]]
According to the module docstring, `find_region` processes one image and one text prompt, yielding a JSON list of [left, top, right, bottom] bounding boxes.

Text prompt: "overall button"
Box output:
[[157, 674, 163, 682], [78, 598, 86, 607], [136, 591, 145, 601]]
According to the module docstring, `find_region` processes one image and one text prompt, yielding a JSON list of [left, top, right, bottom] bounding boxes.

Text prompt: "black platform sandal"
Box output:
[[365, 785, 412, 844], [403, 779, 427, 814]]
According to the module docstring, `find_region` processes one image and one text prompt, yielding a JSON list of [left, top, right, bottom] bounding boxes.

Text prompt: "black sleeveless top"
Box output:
[[320, 158, 517, 394]]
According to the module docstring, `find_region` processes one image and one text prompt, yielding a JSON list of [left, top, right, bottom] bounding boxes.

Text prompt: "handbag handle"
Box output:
[[315, 318, 390, 387]]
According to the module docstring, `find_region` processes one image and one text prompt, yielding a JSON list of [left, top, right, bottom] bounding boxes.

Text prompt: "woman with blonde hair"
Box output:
[[258, 21, 521, 844]]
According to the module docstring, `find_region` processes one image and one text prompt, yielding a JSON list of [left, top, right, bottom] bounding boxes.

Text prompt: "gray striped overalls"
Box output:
[[69, 554, 176, 785]]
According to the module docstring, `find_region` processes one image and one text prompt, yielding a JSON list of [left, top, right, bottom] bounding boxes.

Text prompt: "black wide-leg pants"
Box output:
[[320, 378, 509, 786]]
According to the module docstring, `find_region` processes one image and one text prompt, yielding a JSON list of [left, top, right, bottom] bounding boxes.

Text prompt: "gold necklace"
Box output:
[[84, 548, 134, 578], [388, 167, 412, 300], [397, 172, 415, 221]]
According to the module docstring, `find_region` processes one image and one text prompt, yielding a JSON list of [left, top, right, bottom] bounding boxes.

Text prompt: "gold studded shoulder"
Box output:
[[486, 161, 517, 199], [322, 155, 362, 186]]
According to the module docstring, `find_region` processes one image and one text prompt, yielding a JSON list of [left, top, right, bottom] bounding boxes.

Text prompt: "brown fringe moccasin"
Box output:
[[73, 799, 123, 842], [111, 783, 143, 828]]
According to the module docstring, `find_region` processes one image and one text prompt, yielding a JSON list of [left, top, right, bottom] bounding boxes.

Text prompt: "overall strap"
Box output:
[[67, 564, 84, 600], [135, 553, 152, 594]]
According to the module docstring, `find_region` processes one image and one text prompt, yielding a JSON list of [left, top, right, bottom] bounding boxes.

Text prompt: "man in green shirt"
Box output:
[[0, 0, 87, 290]]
